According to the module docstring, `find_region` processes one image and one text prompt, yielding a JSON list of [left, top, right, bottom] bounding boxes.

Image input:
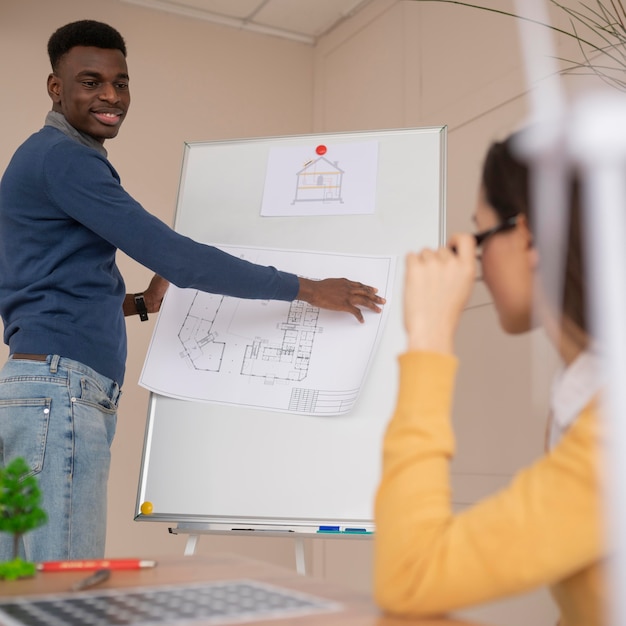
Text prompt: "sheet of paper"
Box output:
[[139, 246, 394, 415], [261, 141, 379, 216]]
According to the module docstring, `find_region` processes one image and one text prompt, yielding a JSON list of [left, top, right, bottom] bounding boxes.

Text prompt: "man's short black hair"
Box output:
[[48, 20, 127, 71]]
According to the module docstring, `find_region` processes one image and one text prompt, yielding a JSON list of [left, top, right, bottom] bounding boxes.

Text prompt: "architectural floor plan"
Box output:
[[140, 246, 394, 415]]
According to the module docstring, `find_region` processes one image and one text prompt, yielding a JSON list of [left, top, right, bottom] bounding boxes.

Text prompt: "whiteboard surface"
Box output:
[[136, 127, 446, 530]]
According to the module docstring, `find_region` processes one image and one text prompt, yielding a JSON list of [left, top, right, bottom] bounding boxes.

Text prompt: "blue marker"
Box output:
[[317, 525, 340, 533]]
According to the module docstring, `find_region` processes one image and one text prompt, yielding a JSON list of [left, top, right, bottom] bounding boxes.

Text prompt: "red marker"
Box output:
[[37, 559, 157, 572], [316, 144, 327, 155]]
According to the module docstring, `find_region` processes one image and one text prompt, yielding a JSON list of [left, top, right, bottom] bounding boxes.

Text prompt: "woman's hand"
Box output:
[[404, 233, 476, 354]]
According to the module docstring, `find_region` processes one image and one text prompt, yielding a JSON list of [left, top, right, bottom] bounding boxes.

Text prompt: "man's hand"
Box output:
[[143, 274, 169, 313], [297, 277, 385, 323], [122, 274, 169, 318]]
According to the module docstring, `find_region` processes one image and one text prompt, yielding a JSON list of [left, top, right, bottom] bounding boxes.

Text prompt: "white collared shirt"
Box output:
[[548, 350, 602, 449]]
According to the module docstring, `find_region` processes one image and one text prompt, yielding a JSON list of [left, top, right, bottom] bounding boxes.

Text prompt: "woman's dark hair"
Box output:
[[48, 20, 127, 71], [482, 134, 587, 334]]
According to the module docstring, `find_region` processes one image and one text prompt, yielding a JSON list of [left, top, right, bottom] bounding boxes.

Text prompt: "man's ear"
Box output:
[[47, 73, 61, 103]]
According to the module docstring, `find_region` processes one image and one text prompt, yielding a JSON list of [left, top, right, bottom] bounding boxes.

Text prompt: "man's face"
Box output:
[[47, 46, 130, 143]]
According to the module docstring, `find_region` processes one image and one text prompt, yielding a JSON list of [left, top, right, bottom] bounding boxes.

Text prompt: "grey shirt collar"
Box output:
[[44, 110, 108, 158]]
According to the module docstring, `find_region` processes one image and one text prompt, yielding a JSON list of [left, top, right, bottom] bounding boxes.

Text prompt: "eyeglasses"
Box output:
[[473, 215, 519, 249]]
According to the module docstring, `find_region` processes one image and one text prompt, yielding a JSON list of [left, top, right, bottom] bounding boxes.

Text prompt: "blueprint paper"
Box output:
[[139, 246, 394, 415], [261, 142, 379, 217]]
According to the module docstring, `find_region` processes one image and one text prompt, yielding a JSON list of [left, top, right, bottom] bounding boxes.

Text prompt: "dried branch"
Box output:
[[410, 1, 626, 90]]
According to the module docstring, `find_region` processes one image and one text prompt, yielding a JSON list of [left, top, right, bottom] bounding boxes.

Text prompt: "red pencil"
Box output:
[[37, 559, 157, 572]]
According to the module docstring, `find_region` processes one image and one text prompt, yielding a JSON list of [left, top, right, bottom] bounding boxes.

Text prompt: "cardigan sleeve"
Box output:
[[374, 351, 604, 616]]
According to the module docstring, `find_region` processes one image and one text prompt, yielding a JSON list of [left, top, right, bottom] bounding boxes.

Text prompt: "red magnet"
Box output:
[[316, 144, 327, 155]]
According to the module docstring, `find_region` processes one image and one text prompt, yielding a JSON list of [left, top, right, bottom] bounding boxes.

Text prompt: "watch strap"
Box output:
[[134, 293, 149, 321]]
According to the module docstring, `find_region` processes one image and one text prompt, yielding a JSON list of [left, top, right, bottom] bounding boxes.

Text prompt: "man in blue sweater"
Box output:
[[0, 20, 385, 562]]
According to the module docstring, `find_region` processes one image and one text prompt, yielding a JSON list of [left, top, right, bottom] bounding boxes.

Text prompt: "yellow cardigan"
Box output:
[[374, 352, 606, 626]]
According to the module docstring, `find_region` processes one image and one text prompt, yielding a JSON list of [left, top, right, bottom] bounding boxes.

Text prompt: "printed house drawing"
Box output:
[[292, 156, 344, 204]]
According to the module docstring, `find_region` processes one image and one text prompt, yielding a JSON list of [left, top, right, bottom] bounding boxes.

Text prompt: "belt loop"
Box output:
[[49, 354, 60, 374]]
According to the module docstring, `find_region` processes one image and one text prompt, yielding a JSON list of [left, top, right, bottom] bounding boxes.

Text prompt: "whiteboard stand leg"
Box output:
[[184, 534, 199, 556], [295, 537, 306, 575]]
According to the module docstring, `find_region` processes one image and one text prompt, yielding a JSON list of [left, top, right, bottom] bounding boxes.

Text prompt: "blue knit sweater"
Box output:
[[0, 125, 299, 384]]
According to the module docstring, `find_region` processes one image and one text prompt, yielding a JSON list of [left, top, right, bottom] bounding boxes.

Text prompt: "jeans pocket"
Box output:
[[72, 375, 118, 448], [0, 398, 51, 475], [75, 376, 118, 414]]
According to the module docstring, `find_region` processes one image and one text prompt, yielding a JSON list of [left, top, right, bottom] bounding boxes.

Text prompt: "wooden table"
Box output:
[[0, 553, 484, 625]]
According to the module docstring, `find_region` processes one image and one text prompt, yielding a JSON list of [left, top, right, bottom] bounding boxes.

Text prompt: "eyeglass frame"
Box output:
[[473, 215, 519, 249]]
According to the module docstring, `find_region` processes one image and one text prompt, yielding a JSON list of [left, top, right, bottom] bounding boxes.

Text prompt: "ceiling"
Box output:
[[118, 0, 377, 45]]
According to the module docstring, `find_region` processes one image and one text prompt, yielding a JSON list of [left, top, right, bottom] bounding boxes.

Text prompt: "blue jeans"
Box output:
[[0, 355, 120, 561]]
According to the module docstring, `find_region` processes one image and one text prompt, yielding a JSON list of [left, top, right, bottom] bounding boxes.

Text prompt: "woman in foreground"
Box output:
[[374, 132, 606, 626]]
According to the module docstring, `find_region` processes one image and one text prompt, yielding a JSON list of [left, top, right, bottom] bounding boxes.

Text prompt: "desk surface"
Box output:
[[0, 553, 484, 626]]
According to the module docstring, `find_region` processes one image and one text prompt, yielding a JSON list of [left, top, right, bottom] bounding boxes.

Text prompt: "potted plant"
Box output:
[[0, 457, 47, 580]]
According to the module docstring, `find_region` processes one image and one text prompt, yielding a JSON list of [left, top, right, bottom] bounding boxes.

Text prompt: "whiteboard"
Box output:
[[135, 127, 446, 532]]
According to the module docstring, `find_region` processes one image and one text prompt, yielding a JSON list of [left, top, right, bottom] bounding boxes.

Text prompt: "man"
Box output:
[[0, 20, 384, 562]]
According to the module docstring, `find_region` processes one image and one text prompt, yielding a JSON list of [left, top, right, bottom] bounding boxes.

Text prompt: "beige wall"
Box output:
[[0, 0, 603, 624]]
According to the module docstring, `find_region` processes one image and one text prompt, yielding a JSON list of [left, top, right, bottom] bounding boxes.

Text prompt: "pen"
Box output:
[[71, 568, 111, 591], [231, 528, 295, 533], [37, 559, 157, 572]]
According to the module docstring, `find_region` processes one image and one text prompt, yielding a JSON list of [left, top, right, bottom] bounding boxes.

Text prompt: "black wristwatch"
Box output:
[[134, 293, 149, 321]]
